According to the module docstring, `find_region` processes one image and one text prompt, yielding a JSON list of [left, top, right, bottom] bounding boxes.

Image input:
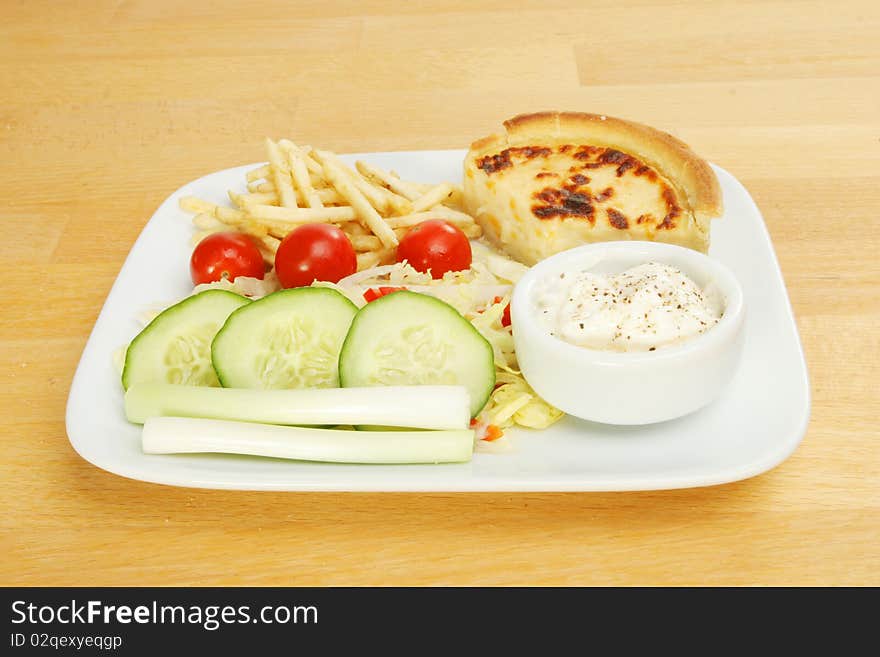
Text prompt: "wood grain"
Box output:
[[1, 0, 877, 586]]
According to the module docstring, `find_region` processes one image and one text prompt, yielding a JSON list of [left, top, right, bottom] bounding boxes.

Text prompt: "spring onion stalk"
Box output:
[[142, 416, 474, 464], [125, 382, 471, 430]]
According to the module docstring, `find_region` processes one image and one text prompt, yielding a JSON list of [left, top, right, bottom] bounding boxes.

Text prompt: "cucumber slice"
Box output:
[[338, 291, 495, 416], [211, 287, 357, 389], [121, 289, 249, 391]]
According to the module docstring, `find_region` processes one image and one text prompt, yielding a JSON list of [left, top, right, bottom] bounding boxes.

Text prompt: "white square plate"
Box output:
[[66, 150, 810, 491]]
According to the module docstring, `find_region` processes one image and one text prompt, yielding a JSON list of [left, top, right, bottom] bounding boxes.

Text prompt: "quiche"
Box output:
[[462, 112, 723, 265]]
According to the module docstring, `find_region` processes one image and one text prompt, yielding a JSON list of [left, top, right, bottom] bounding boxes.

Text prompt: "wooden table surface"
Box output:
[[2, 0, 878, 586]]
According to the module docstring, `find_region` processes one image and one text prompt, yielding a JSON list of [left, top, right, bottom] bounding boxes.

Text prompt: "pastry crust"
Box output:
[[463, 112, 723, 264], [475, 112, 722, 223]]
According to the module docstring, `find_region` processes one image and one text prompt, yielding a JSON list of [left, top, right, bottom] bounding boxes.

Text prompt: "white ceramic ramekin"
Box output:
[[511, 241, 745, 425]]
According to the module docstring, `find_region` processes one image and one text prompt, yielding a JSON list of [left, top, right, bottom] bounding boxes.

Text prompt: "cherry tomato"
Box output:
[[190, 232, 265, 286], [396, 219, 472, 279], [274, 223, 357, 288]]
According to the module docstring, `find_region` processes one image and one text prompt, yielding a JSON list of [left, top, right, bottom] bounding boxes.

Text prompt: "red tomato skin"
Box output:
[[395, 220, 472, 279], [363, 286, 405, 303], [190, 232, 265, 285], [274, 223, 357, 289]]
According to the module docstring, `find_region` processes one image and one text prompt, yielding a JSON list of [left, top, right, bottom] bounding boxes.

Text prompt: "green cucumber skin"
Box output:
[[211, 286, 358, 390], [338, 290, 495, 417], [122, 289, 249, 391]]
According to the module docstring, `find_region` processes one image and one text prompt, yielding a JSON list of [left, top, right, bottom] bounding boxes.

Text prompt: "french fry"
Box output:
[[238, 222, 270, 238], [248, 180, 272, 193], [228, 191, 245, 208], [309, 172, 330, 188], [297, 146, 382, 209], [287, 147, 323, 209], [214, 205, 289, 238], [349, 235, 383, 252], [278, 139, 322, 175], [431, 206, 477, 225], [243, 185, 344, 205], [192, 212, 224, 230], [256, 235, 280, 263], [339, 221, 369, 236], [260, 235, 280, 254], [459, 223, 483, 238], [246, 164, 270, 182], [383, 208, 476, 229], [218, 212, 270, 238], [192, 201, 270, 239], [383, 191, 412, 215], [192, 229, 220, 246], [314, 187, 346, 204], [355, 161, 422, 201], [230, 191, 279, 208], [338, 162, 410, 214], [246, 203, 358, 224], [344, 167, 391, 213], [182, 198, 250, 229], [214, 206, 247, 224], [266, 138, 297, 207], [179, 196, 216, 214], [356, 248, 394, 270], [431, 205, 478, 224], [377, 248, 396, 265], [410, 183, 454, 213], [357, 172, 412, 214], [353, 174, 398, 214], [313, 150, 398, 248], [446, 184, 465, 210], [356, 251, 381, 271]]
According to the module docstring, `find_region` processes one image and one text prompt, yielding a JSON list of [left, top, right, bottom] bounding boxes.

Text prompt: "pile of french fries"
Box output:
[[179, 139, 482, 271]]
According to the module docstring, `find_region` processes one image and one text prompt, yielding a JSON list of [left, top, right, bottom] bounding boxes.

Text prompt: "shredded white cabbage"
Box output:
[[193, 272, 281, 299], [482, 370, 564, 430], [132, 273, 281, 341], [469, 299, 564, 435]]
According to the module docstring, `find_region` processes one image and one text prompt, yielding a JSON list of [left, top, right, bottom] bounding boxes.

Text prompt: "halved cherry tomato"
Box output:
[[396, 219, 472, 279], [274, 223, 357, 289], [190, 231, 265, 286], [363, 286, 405, 303]]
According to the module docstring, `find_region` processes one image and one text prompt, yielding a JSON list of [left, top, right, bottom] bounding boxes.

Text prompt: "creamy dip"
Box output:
[[533, 262, 723, 352]]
